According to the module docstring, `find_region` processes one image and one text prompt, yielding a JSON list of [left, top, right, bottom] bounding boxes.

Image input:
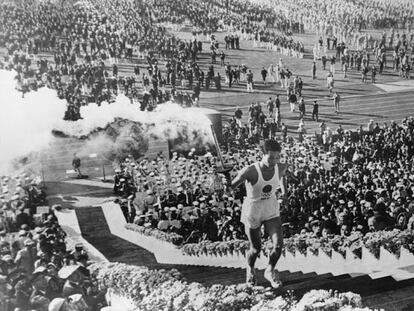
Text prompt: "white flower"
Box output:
[[339, 307, 373, 311], [91, 262, 366, 311], [338, 292, 362, 307], [251, 296, 290, 311]]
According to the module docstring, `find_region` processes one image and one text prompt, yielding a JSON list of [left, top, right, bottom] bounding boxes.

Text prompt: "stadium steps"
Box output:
[[75, 206, 112, 238], [72, 205, 414, 299], [79, 224, 348, 289], [78, 217, 414, 299], [363, 284, 414, 311], [74, 206, 345, 287]]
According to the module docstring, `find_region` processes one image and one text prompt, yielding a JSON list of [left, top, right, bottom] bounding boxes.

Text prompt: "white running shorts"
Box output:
[[241, 198, 280, 229]]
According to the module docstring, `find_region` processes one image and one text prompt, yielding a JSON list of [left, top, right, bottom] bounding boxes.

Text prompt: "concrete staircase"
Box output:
[[72, 206, 414, 307], [73, 206, 354, 289], [75, 206, 112, 238]]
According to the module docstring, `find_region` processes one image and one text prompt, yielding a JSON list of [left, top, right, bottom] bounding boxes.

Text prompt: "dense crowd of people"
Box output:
[[1, 120, 412, 310], [0, 175, 46, 232], [0, 174, 109, 311], [254, 0, 414, 43], [0, 0, 413, 239], [311, 29, 414, 84], [1, 0, 414, 308], [0, 0, 308, 122], [0, 0, 212, 120], [112, 114, 414, 244], [1, 0, 414, 123]]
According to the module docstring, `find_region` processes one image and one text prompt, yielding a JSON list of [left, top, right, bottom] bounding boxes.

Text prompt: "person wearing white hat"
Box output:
[[49, 294, 88, 311], [48, 298, 65, 311], [15, 238, 37, 275], [60, 264, 86, 297], [230, 140, 287, 288], [31, 265, 52, 309]]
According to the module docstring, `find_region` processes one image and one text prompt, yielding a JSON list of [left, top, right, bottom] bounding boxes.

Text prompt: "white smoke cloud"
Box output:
[[54, 96, 213, 143], [0, 69, 214, 174], [0, 70, 67, 173]]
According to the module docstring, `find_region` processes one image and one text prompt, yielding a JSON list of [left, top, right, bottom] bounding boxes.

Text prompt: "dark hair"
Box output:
[[262, 140, 282, 154]]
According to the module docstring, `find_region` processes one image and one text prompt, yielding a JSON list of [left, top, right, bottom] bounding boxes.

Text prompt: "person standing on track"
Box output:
[[229, 140, 287, 288], [266, 97, 274, 117], [333, 91, 340, 114], [261, 67, 268, 85], [72, 153, 82, 178], [247, 70, 254, 93], [312, 61, 317, 79], [312, 100, 319, 122]]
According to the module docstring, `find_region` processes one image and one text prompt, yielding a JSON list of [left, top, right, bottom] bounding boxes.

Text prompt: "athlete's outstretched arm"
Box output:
[[230, 166, 250, 190]]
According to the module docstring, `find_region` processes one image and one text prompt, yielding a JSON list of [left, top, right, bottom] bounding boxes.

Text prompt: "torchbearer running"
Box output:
[[229, 140, 287, 288]]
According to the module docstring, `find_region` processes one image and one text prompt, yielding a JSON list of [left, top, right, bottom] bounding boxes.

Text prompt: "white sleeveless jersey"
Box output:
[[245, 162, 280, 203]]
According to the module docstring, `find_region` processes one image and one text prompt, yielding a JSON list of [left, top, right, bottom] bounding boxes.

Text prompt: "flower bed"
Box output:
[[178, 230, 414, 260], [90, 262, 368, 311], [123, 223, 414, 275], [125, 223, 184, 245], [180, 239, 250, 257]]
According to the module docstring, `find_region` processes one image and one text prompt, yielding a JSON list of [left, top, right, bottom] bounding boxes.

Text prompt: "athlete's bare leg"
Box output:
[[264, 216, 283, 268], [245, 226, 261, 284], [263, 216, 283, 288]]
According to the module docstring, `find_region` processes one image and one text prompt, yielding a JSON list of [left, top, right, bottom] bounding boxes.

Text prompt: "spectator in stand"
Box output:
[[0, 178, 108, 310], [114, 115, 414, 245]]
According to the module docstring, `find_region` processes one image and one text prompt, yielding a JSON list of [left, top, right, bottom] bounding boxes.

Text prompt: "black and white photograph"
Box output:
[[0, 0, 414, 310]]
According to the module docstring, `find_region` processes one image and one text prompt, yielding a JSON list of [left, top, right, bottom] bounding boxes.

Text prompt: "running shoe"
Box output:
[[264, 268, 283, 289]]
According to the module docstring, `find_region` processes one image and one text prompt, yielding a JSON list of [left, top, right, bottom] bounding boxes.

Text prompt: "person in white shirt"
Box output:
[[230, 140, 287, 288]]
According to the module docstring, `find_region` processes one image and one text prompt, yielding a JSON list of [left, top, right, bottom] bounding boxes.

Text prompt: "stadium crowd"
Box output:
[[1, 0, 414, 122], [1, 117, 412, 309], [112, 114, 414, 243], [254, 0, 414, 42], [0, 0, 210, 119], [0, 174, 110, 311], [1, 0, 414, 309]]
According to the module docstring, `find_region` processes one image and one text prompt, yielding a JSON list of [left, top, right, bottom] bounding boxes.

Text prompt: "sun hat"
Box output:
[[58, 265, 80, 279], [48, 298, 65, 311]]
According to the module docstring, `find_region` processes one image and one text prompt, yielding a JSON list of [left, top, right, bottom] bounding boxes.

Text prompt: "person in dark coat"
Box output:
[[312, 100, 319, 122]]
